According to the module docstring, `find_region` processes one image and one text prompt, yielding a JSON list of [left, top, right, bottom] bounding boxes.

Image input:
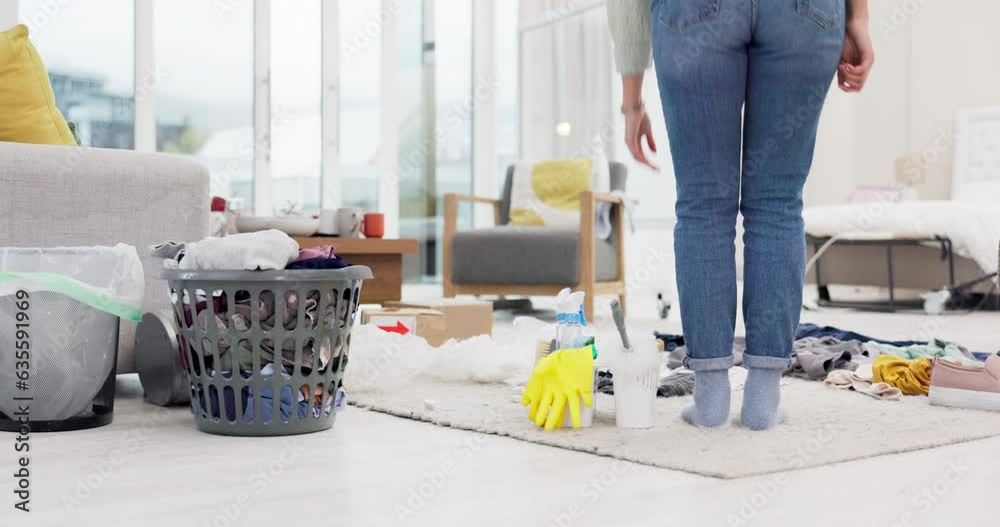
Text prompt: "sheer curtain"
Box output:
[[518, 0, 679, 314], [518, 0, 615, 160]]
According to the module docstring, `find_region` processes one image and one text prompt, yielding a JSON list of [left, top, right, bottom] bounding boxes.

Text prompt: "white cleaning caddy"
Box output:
[[613, 336, 660, 429]]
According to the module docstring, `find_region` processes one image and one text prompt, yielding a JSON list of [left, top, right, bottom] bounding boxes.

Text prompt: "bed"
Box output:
[[803, 107, 1000, 310]]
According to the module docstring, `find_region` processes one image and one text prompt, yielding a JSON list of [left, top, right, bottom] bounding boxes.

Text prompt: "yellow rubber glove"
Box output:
[[521, 345, 594, 431]]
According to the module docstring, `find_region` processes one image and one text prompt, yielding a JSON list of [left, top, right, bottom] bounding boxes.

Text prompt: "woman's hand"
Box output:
[[621, 74, 658, 170], [625, 107, 658, 170], [838, 19, 874, 92]]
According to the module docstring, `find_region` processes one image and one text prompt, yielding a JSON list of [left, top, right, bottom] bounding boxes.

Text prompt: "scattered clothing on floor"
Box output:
[[795, 323, 924, 348], [787, 337, 864, 380], [667, 335, 872, 380], [653, 332, 685, 353], [596, 367, 754, 398], [155, 229, 299, 271], [864, 341, 982, 367], [596, 370, 615, 394], [824, 364, 902, 401], [872, 355, 934, 396], [659, 371, 695, 397]]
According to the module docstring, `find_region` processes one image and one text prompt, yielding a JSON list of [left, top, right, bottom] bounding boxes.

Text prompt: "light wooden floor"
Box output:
[[6, 289, 1000, 526]]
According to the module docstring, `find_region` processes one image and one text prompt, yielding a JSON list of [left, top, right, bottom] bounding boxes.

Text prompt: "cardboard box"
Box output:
[[361, 308, 448, 346], [384, 298, 493, 343]]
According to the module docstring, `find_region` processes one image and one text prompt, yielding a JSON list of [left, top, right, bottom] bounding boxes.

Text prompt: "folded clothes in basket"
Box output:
[[287, 245, 351, 270], [153, 229, 299, 271]]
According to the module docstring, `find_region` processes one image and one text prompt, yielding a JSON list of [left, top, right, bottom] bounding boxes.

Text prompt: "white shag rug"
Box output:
[[350, 377, 1000, 479]]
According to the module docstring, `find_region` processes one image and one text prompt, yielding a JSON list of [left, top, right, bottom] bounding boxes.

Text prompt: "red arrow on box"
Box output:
[[377, 321, 410, 335]]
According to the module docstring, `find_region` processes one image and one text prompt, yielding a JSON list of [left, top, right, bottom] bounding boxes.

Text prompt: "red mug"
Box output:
[[363, 212, 385, 238]]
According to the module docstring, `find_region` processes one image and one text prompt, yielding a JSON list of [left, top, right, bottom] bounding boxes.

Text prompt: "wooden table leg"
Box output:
[[344, 253, 402, 304]]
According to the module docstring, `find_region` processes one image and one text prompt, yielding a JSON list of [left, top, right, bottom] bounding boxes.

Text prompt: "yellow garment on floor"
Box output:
[[872, 355, 933, 396]]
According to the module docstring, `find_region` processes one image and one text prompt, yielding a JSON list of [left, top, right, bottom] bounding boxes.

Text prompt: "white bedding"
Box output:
[[803, 200, 1000, 275]]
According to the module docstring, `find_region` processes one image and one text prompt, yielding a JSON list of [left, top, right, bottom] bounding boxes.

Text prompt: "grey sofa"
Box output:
[[443, 162, 628, 318], [0, 141, 210, 373]]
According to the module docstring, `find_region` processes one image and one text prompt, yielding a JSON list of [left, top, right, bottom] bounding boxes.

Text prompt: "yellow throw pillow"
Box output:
[[0, 24, 76, 146], [509, 160, 594, 227]]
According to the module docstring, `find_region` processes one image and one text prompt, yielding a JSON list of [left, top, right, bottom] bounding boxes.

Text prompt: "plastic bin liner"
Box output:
[[0, 244, 144, 421], [0, 244, 144, 321]]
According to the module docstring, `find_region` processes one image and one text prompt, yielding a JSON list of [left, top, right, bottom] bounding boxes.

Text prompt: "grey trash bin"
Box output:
[[0, 244, 144, 433], [162, 267, 372, 436]]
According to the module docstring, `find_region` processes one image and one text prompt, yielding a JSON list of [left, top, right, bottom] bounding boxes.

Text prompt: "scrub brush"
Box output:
[[610, 298, 631, 351], [534, 338, 552, 365]]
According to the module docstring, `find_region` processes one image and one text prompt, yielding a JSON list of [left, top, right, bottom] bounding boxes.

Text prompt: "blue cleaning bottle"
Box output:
[[555, 288, 588, 350]]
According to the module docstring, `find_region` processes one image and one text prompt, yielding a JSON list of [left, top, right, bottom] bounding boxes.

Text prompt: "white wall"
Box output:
[[909, 0, 1000, 199], [0, 1, 17, 30], [807, 0, 1000, 204]]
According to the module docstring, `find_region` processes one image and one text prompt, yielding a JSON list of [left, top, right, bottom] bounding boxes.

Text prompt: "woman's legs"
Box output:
[[653, 0, 844, 428], [739, 1, 844, 429], [651, 0, 752, 426]]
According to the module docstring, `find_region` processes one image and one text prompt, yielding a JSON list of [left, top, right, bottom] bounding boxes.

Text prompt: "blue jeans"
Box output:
[[651, 0, 844, 371]]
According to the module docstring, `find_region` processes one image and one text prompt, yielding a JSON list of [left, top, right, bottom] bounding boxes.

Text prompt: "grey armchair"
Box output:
[[443, 162, 627, 319]]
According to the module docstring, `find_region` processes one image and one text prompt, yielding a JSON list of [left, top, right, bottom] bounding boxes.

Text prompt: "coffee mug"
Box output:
[[318, 209, 338, 235], [336, 208, 363, 238], [363, 212, 385, 238]]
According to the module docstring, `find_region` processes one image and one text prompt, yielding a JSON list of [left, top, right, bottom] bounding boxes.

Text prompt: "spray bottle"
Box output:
[[555, 288, 588, 350]]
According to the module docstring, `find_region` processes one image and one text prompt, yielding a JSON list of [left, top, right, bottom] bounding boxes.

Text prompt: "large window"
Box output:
[[154, 0, 254, 210], [496, 1, 520, 188], [271, 0, 322, 214], [17, 0, 505, 285], [339, 0, 382, 213], [19, 0, 134, 149], [397, 0, 475, 282]]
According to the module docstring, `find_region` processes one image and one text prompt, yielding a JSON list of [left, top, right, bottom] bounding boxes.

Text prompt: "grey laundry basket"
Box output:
[[162, 267, 372, 436]]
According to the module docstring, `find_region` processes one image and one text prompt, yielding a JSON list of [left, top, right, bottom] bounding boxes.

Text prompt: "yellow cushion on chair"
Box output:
[[0, 24, 76, 146], [509, 159, 594, 227]]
